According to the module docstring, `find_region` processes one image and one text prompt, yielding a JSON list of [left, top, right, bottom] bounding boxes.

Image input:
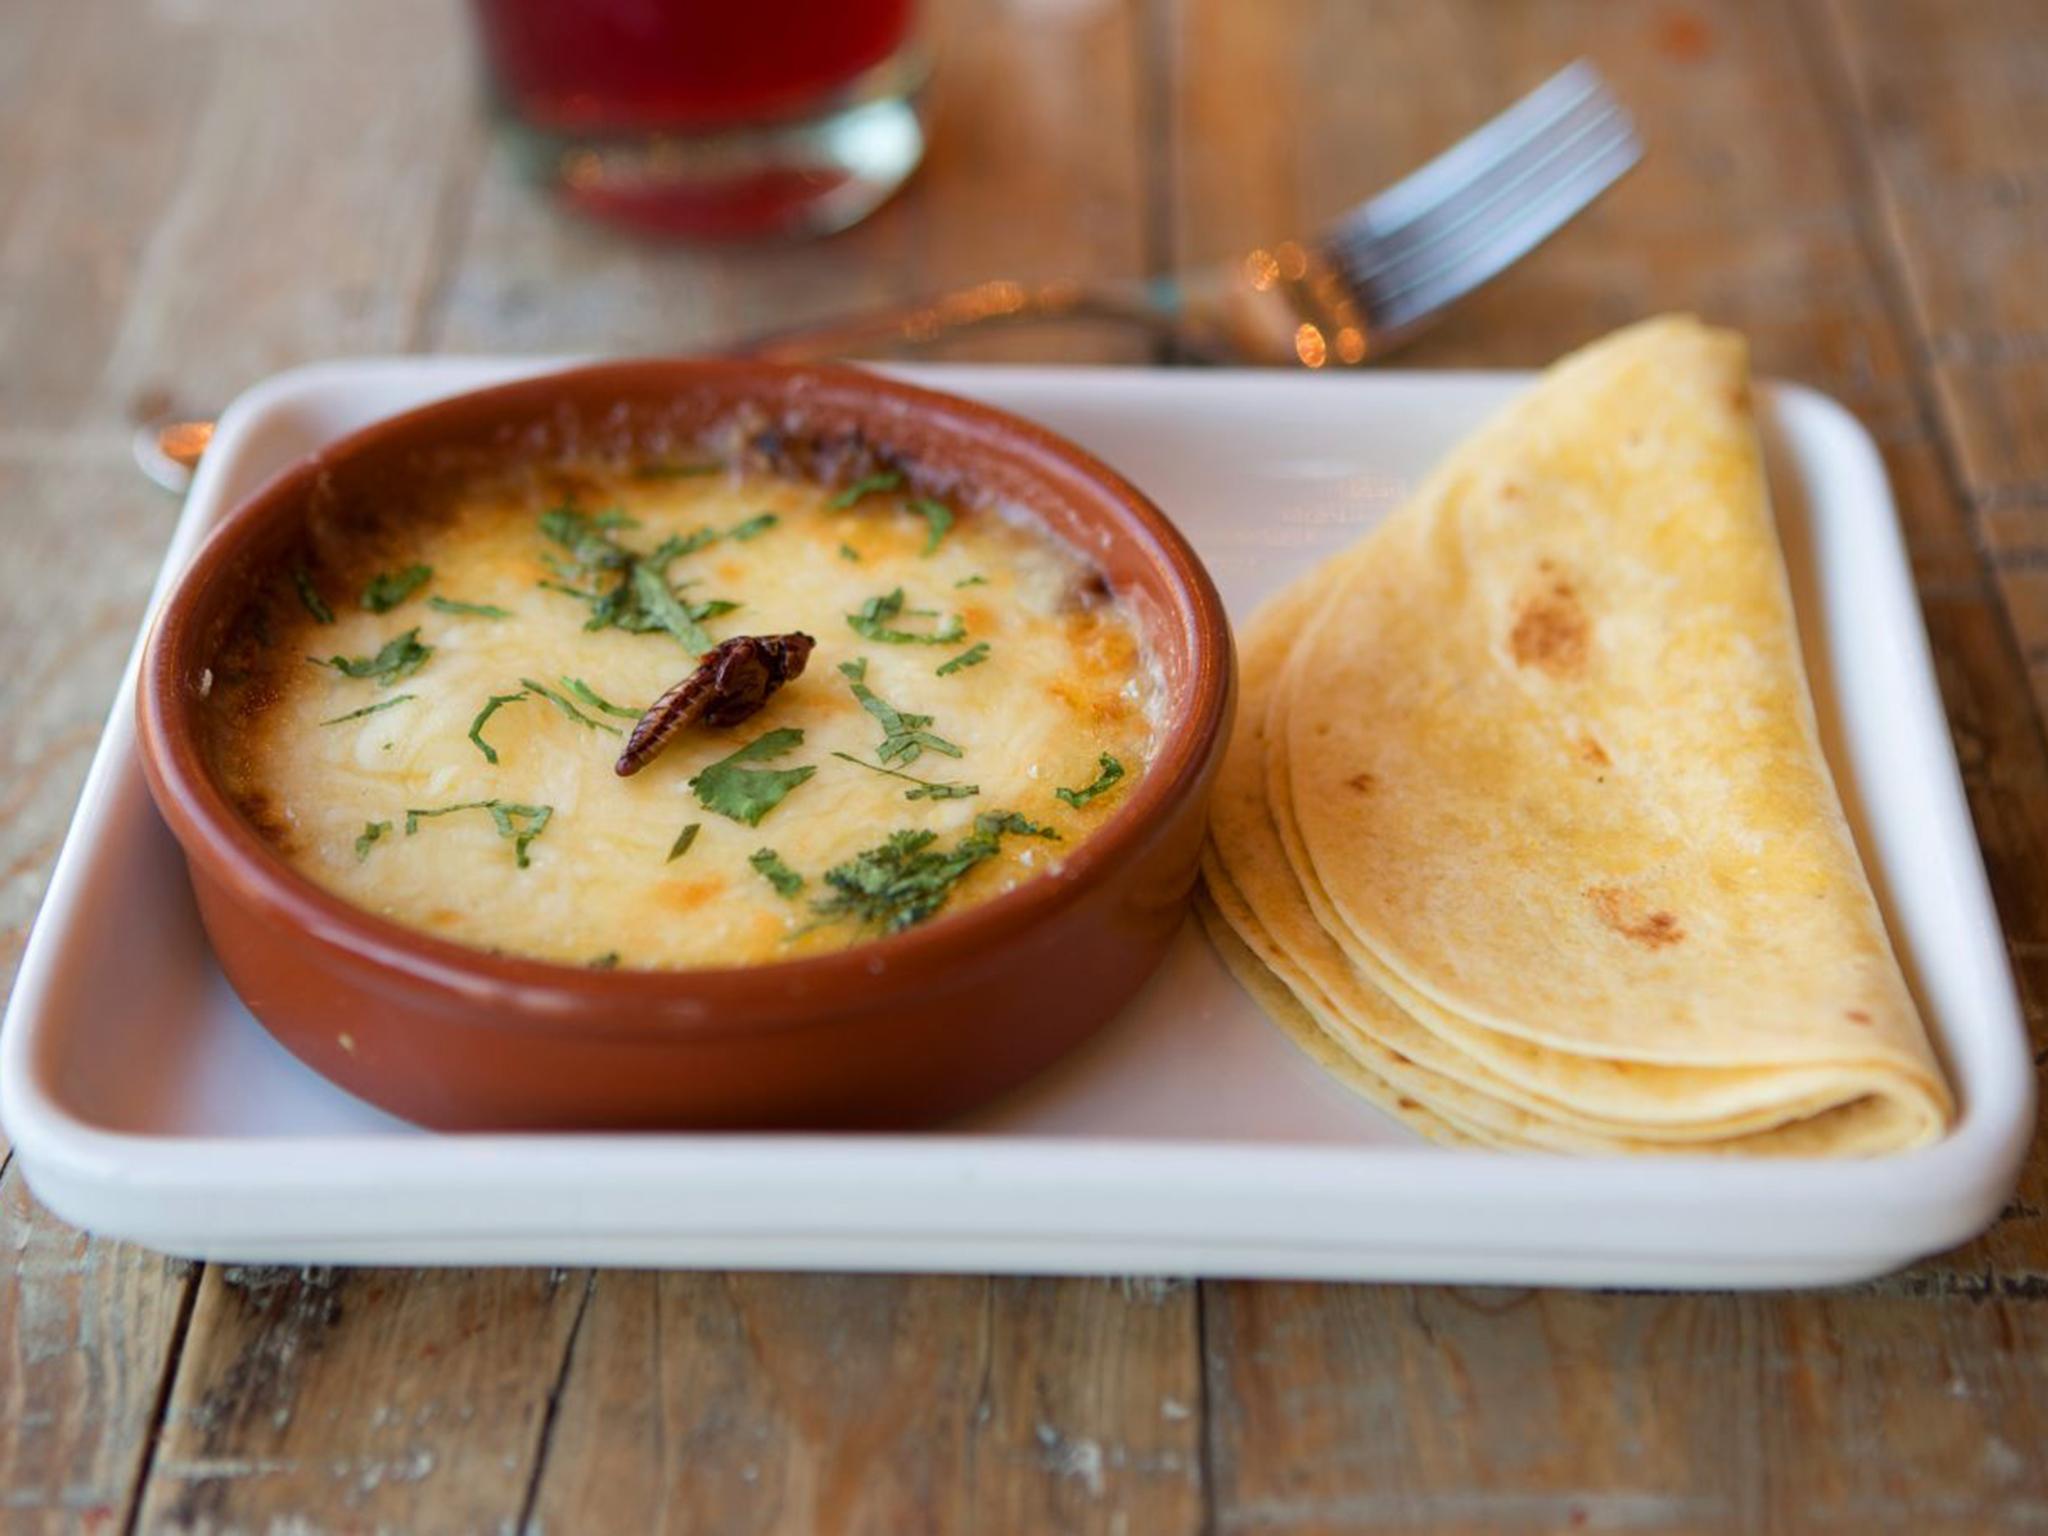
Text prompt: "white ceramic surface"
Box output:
[[0, 360, 2030, 1285]]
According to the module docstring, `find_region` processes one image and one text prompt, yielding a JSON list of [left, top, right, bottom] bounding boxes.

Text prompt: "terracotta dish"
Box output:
[[136, 362, 1234, 1130]]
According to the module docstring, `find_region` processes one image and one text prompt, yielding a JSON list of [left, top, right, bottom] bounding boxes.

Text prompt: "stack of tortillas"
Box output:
[[1200, 316, 1955, 1153]]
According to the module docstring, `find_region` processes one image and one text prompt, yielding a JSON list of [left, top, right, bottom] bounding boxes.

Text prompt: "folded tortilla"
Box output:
[[1206, 316, 1953, 1154]]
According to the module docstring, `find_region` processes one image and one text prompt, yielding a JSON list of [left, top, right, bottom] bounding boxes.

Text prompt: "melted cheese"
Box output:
[[213, 465, 1156, 969]]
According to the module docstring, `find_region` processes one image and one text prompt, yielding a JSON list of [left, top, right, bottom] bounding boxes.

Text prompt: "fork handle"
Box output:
[[727, 277, 1194, 362], [727, 260, 1366, 368]]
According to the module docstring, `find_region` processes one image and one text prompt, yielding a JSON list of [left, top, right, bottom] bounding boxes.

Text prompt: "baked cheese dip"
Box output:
[[201, 442, 1158, 969]]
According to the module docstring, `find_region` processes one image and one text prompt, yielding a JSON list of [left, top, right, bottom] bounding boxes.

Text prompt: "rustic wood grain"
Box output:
[[528, 1274, 1200, 1534], [0, 1168, 193, 1534], [1204, 1283, 2048, 1536], [132, 1265, 588, 1535]]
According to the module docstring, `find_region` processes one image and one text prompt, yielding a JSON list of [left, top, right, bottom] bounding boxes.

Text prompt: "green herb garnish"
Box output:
[[540, 503, 736, 653], [520, 677, 621, 736], [935, 643, 990, 677], [1056, 752, 1127, 809], [839, 544, 862, 563], [846, 588, 966, 646], [830, 471, 904, 509], [909, 498, 953, 555], [540, 505, 638, 566], [311, 628, 432, 687], [467, 691, 527, 764], [320, 694, 416, 727], [361, 564, 431, 613], [427, 595, 514, 619], [750, 848, 805, 897], [954, 574, 988, 588], [405, 799, 554, 868], [588, 952, 621, 969], [562, 677, 643, 721], [689, 728, 817, 827], [831, 751, 978, 801], [354, 820, 391, 861], [811, 811, 1059, 934], [625, 563, 716, 653], [293, 567, 335, 625], [729, 512, 778, 541], [666, 822, 702, 863], [838, 659, 962, 765]]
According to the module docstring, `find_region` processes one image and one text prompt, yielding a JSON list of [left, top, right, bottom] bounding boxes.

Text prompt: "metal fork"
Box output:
[[134, 62, 1637, 492], [739, 60, 1639, 367]]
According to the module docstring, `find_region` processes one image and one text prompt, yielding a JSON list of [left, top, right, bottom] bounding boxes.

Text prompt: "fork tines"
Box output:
[[1321, 61, 1642, 345]]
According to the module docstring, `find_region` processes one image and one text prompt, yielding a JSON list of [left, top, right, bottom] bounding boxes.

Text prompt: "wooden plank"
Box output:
[[430, 0, 1151, 363], [1811, 0, 2048, 716], [527, 1273, 1201, 1535], [132, 1265, 587, 1534], [1203, 1282, 2048, 1535], [0, 1166, 194, 1534]]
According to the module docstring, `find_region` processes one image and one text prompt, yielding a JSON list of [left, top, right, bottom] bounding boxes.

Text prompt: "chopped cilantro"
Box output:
[[467, 691, 527, 764], [562, 677, 643, 720], [811, 811, 1059, 934], [520, 677, 622, 736], [427, 595, 514, 619], [749, 848, 805, 897], [666, 822, 702, 863], [588, 952, 622, 969], [539, 504, 735, 654], [625, 562, 716, 653], [354, 820, 391, 861], [829, 470, 904, 509], [539, 505, 637, 567], [935, 643, 990, 677], [846, 588, 966, 646], [839, 543, 861, 563], [954, 573, 988, 588], [689, 728, 817, 827], [909, 498, 953, 555], [831, 751, 979, 801], [361, 564, 431, 613], [728, 512, 778, 541], [404, 799, 554, 868], [311, 628, 432, 687], [293, 567, 335, 625], [837, 659, 962, 765], [1056, 753, 1127, 809], [320, 694, 416, 727]]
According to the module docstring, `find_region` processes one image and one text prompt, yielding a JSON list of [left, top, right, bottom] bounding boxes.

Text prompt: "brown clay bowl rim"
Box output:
[[136, 359, 1233, 1036]]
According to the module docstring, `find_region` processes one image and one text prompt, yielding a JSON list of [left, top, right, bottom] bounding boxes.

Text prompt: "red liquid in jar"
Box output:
[[474, 0, 917, 133]]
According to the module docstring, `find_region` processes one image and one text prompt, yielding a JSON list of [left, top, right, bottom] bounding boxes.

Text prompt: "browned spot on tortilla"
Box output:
[[1586, 884, 1685, 949], [1577, 736, 1611, 767], [1397, 1097, 1420, 1111], [1727, 382, 1752, 414], [1315, 722, 1332, 738], [1510, 571, 1590, 675], [1347, 771, 1377, 793], [1846, 1009, 1873, 1026]]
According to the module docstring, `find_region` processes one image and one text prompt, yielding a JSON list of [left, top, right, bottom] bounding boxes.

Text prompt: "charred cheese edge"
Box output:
[[205, 462, 1158, 969]]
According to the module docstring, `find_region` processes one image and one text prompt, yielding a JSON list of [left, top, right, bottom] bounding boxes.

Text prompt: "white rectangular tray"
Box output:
[[1, 361, 2031, 1286]]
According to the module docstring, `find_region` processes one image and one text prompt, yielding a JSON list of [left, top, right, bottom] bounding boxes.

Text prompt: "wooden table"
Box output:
[[4, 1, 2046, 1530]]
